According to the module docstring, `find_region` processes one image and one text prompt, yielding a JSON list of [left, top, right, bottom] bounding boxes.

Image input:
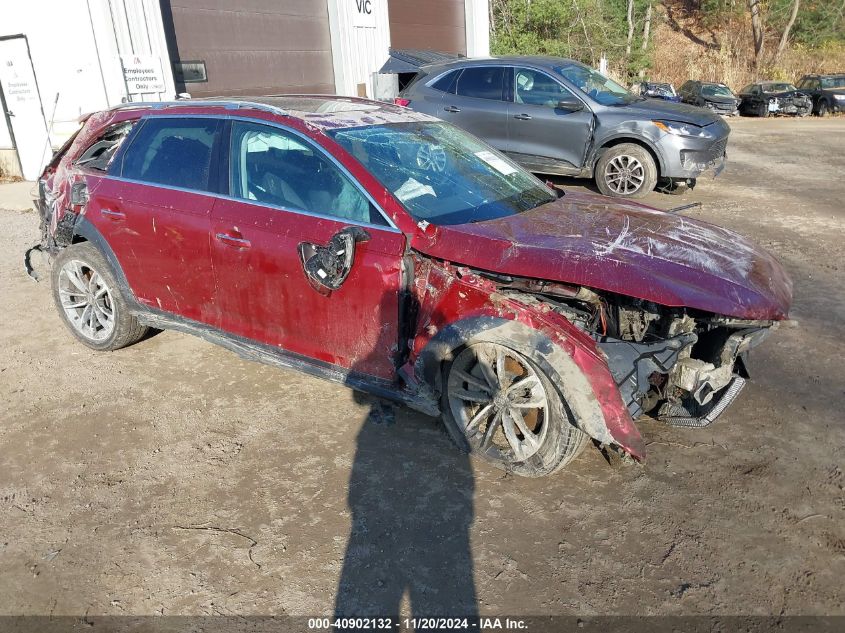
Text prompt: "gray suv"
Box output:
[[396, 56, 730, 198]]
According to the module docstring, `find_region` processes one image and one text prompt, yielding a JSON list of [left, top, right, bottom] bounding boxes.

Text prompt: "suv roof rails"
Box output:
[[107, 99, 288, 117]]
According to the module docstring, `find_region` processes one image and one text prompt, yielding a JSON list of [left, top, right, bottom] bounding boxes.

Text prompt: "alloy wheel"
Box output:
[[447, 342, 550, 463], [604, 154, 645, 195], [58, 259, 116, 342]]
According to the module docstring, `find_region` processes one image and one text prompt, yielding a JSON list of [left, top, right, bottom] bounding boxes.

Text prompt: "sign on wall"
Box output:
[[352, 0, 376, 28], [0, 35, 51, 180], [120, 55, 165, 93]]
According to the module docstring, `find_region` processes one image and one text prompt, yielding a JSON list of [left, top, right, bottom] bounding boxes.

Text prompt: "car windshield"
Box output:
[[554, 64, 640, 105], [702, 84, 735, 98], [820, 76, 845, 89], [327, 122, 556, 226], [647, 83, 676, 97], [764, 83, 796, 92]]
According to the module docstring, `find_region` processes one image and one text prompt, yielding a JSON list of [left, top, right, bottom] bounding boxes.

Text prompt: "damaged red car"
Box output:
[[29, 96, 792, 477]]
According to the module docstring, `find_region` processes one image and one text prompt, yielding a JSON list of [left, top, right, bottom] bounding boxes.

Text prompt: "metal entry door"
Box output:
[[0, 35, 50, 181]]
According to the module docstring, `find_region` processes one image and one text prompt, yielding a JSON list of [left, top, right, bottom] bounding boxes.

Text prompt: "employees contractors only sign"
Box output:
[[121, 55, 165, 94]]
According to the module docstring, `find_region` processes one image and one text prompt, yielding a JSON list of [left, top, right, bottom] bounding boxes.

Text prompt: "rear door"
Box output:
[[437, 66, 509, 151], [504, 67, 593, 172], [210, 120, 406, 380], [95, 116, 222, 324]]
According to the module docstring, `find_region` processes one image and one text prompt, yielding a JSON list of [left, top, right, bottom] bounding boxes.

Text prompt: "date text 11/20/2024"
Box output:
[[309, 617, 528, 630]]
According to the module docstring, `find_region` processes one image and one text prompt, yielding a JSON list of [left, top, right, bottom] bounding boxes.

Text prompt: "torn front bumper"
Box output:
[[660, 128, 729, 180]]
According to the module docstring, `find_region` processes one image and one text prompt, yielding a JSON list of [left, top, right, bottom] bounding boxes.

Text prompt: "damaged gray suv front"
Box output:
[[395, 56, 730, 198]]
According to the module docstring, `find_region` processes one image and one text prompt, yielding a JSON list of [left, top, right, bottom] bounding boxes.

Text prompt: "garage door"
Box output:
[[162, 0, 335, 97]]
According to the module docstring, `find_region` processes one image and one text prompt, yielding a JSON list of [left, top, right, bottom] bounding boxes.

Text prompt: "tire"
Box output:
[[440, 341, 588, 477], [817, 100, 829, 117], [595, 143, 658, 199], [51, 242, 147, 351], [758, 103, 769, 118]]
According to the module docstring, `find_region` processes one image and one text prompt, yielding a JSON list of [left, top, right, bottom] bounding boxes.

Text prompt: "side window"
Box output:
[[229, 121, 386, 226], [121, 118, 218, 191], [455, 66, 505, 101], [513, 68, 577, 108], [75, 120, 136, 173], [430, 70, 459, 94]]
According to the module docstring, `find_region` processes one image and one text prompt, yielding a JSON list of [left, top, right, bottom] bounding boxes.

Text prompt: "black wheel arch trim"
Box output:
[[71, 216, 140, 309], [413, 315, 632, 449]]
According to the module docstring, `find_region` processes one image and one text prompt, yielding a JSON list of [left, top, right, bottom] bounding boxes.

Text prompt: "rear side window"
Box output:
[[75, 121, 136, 172], [121, 118, 219, 192], [430, 70, 459, 94], [455, 67, 504, 100]]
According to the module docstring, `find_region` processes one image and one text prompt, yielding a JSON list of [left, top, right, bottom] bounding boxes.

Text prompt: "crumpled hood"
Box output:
[[414, 191, 792, 320], [618, 98, 721, 126]]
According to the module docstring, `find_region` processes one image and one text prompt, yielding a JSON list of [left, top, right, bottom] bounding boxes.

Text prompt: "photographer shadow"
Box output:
[[335, 295, 478, 627]]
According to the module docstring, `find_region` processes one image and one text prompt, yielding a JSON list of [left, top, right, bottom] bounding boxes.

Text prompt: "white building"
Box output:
[[0, 0, 489, 181]]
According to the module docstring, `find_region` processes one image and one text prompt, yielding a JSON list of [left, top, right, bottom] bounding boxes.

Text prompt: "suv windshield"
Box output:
[[702, 84, 735, 98], [763, 83, 796, 93], [327, 122, 555, 226], [821, 76, 845, 89], [555, 64, 639, 105], [647, 83, 676, 97]]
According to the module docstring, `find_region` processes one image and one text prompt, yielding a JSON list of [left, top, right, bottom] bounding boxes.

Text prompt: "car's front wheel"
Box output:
[[441, 341, 587, 477], [595, 143, 658, 199], [51, 242, 147, 351]]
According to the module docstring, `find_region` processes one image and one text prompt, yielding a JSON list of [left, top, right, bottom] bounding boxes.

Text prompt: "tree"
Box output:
[[774, 0, 801, 64], [747, 0, 765, 73]]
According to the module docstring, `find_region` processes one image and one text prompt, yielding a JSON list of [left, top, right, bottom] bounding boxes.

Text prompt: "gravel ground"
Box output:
[[0, 117, 843, 618]]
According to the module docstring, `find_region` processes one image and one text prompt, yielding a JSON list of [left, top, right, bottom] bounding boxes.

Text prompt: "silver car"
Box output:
[[395, 56, 730, 198]]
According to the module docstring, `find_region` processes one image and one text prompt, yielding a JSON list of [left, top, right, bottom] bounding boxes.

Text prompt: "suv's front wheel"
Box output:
[[51, 242, 147, 351], [595, 143, 658, 199]]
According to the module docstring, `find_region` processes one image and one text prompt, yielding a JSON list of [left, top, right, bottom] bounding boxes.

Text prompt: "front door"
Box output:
[[210, 120, 406, 380], [505, 67, 594, 172]]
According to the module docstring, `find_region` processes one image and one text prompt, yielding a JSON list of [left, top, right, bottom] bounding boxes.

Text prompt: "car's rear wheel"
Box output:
[[441, 342, 587, 477], [817, 100, 829, 117], [51, 242, 147, 351], [595, 144, 657, 199]]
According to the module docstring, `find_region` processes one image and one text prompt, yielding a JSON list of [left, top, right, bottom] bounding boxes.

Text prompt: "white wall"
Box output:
[[0, 0, 175, 150], [327, 0, 392, 98], [464, 0, 491, 57]]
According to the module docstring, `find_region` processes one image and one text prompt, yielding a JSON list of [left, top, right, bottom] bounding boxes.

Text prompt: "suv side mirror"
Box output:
[[556, 97, 584, 112]]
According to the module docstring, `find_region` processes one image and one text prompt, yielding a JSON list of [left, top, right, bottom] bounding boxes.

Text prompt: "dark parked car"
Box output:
[[630, 81, 681, 102], [738, 82, 812, 117], [678, 80, 741, 117], [29, 96, 791, 477], [393, 56, 730, 198], [795, 74, 845, 116]]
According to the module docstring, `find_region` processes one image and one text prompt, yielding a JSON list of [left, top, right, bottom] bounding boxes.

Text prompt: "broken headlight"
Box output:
[[653, 120, 715, 139]]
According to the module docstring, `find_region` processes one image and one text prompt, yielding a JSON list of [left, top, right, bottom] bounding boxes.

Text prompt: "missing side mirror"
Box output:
[[298, 226, 371, 294]]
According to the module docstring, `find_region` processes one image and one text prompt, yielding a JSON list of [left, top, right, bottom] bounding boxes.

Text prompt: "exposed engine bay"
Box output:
[[481, 271, 774, 428]]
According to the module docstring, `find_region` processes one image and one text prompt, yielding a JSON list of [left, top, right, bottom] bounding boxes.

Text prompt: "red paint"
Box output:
[[41, 98, 792, 461], [414, 190, 792, 321]]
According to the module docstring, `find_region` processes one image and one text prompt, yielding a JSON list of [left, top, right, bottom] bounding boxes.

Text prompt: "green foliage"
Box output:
[[490, 0, 655, 80]]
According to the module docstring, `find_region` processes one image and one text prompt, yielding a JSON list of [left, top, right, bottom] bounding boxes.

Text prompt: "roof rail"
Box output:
[[108, 99, 288, 117]]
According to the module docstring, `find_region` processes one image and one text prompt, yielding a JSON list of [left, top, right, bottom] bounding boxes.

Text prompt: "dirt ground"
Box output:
[[0, 117, 843, 619]]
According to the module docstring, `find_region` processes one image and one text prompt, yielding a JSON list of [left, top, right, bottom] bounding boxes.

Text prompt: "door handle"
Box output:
[[100, 208, 125, 220], [215, 232, 251, 249], [513, 113, 532, 120], [443, 105, 461, 113]]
